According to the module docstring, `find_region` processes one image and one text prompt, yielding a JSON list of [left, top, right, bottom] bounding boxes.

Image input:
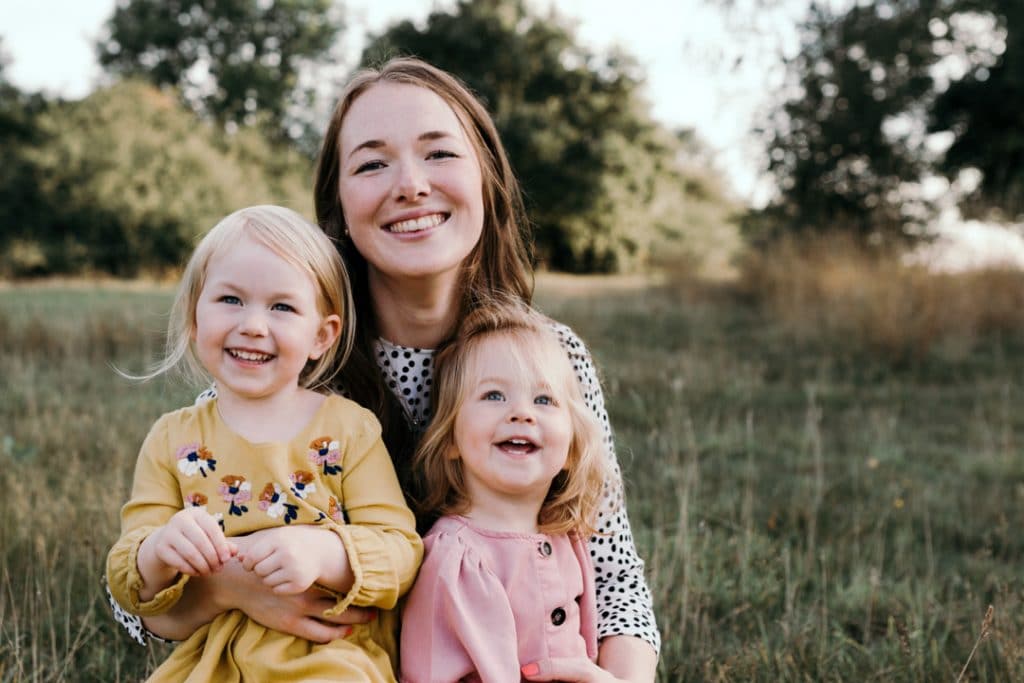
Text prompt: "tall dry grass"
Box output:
[[736, 235, 1024, 361]]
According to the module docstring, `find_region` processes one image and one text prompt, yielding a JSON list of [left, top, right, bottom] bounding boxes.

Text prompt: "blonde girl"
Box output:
[[400, 299, 609, 682], [106, 205, 422, 682]]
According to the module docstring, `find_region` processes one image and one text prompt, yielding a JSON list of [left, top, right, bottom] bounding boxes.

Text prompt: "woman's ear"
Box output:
[[309, 314, 342, 360]]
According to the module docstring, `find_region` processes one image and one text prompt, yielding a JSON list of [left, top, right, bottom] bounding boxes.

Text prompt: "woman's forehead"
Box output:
[[339, 82, 469, 152]]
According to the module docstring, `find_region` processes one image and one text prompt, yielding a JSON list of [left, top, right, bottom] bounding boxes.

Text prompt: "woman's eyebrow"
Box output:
[[346, 131, 456, 160]]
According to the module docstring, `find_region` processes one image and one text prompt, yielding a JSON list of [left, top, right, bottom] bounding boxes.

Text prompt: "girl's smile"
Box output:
[[193, 236, 339, 407], [452, 332, 573, 510]]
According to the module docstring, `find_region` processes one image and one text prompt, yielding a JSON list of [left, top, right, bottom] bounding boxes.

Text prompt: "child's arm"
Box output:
[[107, 415, 190, 616], [238, 525, 350, 595], [400, 532, 520, 682], [136, 507, 237, 601], [306, 405, 423, 615]]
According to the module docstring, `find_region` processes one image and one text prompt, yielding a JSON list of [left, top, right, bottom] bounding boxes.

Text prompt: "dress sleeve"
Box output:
[[400, 533, 520, 683], [551, 322, 661, 653], [106, 415, 190, 617], [318, 405, 423, 616], [106, 391, 215, 645]]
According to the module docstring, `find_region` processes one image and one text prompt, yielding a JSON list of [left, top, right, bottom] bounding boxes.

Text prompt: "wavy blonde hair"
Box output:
[[141, 205, 355, 391], [414, 298, 608, 536]]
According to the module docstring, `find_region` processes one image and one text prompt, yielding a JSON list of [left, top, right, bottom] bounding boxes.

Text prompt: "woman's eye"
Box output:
[[534, 395, 554, 406], [219, 295, 241, 305], [271, 303, 295, 313], [354, 160, 385, 174], [427, 149, 457, 160], [483, 390, 504, 401]]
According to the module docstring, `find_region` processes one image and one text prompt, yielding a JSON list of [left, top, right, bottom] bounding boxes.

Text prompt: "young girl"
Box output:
[[400, 299, 609, 682], [106, 205, 422, 682]]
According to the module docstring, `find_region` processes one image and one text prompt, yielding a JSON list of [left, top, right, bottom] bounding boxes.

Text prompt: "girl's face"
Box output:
[[451, 333, 573, 508], [336, 82, 485, 287], [193, 235, 340, 403]]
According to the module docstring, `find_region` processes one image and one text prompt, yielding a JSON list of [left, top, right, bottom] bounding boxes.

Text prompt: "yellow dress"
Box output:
[[107, 395, 423, 682]]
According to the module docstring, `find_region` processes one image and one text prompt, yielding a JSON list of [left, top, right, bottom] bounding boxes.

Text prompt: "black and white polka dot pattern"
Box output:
[[108, 324, 660, 653], [374, 338, 433, 436]]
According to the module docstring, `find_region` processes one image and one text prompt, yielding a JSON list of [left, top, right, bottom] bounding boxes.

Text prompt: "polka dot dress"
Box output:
[[107, 325, 661, 653]]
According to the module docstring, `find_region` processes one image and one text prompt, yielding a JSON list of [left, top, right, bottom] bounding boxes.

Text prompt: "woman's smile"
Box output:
[[338, 82, 485, 284]]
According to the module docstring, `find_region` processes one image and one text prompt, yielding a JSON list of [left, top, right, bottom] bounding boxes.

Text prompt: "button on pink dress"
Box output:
[[400, 515, 598, 683]]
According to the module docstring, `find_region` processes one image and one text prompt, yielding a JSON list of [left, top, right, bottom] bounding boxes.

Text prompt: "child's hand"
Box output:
[[147, 507, 237, 577], [238, 526, 343, 595]]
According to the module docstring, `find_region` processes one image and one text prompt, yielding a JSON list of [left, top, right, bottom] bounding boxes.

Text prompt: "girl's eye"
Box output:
[[219, 295, 241, 305], [534, 395, 555, 406], [483, 390, 505, 401], [354, 160, 385, 174], [271, 303, 295, 313], [427, 149, 457, 160]]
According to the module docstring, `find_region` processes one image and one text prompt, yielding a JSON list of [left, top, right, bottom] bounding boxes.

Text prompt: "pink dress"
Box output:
[[400, 515, 598, 683]]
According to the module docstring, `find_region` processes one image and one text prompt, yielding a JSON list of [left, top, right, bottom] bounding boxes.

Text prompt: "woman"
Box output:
[[110, 57, 659, 681]]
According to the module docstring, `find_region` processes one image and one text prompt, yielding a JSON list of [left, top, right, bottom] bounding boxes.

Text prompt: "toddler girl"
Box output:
[[400, 299, 609, 682], [106, 205, 422, 682]]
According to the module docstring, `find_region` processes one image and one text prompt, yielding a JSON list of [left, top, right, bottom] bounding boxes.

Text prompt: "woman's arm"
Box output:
[[552, 323, 661, 673], [143, 543, 363, 643]]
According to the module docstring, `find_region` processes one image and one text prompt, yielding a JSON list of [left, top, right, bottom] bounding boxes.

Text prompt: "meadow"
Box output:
[[1, 263, 1022, 681]]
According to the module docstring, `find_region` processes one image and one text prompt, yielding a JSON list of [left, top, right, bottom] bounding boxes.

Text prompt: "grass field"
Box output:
[[1, 275, 1022, 681]]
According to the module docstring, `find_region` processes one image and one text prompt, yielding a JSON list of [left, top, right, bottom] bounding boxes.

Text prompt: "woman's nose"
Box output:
[[393, 160, 430, 201]]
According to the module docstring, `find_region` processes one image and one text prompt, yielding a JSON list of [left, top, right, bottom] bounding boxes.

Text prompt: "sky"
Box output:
[[0, 0, 806, 204]]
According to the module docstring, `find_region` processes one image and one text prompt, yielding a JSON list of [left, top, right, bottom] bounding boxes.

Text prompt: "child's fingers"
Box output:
[[191, 511, 234, 564], [177, 520, 224, 572], [238, 543, 273, 572], [156, 538, 211, 576]]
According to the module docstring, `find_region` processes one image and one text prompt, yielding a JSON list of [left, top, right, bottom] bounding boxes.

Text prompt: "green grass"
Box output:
[[2, 281, 1021, 681]]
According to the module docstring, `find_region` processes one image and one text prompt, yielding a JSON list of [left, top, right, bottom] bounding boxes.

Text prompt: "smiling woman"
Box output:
[[337, 82, 485, 289]]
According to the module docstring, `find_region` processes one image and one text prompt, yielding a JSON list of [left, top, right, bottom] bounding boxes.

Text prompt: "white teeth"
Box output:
[[230, 349, 272, 362], [388, 213, 445, 233], [509, 439, 529, 445]]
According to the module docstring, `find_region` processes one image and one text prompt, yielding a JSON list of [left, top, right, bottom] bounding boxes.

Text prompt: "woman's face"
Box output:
[[337, 82, 485, 285]]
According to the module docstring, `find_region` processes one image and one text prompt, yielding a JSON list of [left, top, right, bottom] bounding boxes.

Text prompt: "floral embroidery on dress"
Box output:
[[185, 492, 225, 529], [289, 470, 317, 499], [327, 496, 349, 524], [176, 443, 216, 478], [258, 483, 298, 523], [308, 436, 342, 475], [218, 475, 251, 516]]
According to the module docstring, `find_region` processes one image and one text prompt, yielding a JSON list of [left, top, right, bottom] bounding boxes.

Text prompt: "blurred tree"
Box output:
[[0, 42, 53, 275], [754, 0, 1022, 243], [754, 1, 941, 244], [362, 0, 732, 272], [96, 0, 342, 140], [5, 80, 310, 277], [930, 1, 1024, 218]]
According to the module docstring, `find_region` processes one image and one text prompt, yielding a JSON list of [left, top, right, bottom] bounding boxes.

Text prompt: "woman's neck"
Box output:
[[368, 270, 461, 349]]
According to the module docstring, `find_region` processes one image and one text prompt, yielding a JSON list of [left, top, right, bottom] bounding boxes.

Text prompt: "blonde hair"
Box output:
[[145, 205, 355, 390], [414, 298, 608, 537]]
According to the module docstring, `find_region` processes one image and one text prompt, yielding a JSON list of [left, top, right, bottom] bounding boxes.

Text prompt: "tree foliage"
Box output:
[[96, 0, 342, 139], [930, 1, 1024, 217], [756, 0, 1022, 243], [1, 80, 311, 277], [362, 0, 734, 272]]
